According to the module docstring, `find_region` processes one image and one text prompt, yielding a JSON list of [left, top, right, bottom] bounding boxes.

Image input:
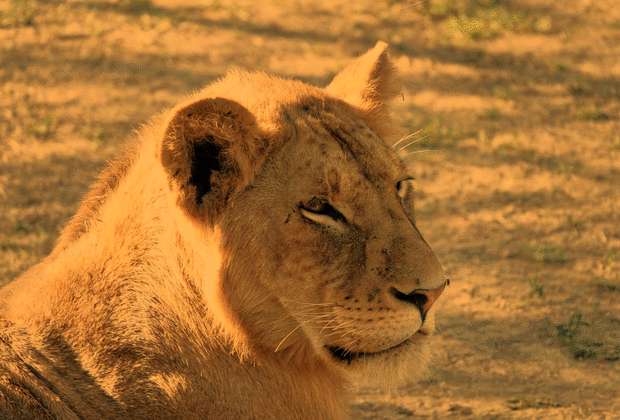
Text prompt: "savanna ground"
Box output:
[[0, 0, 619, 418]]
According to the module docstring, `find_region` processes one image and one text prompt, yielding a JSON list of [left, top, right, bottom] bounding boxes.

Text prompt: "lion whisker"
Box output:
[[274, 314, 333, 352], [319, 317, 339, 334], [391, 129, 423, 149], [275, 324, 305, 352], [397, 134, 431, 152], [282, 299, 342, 308]]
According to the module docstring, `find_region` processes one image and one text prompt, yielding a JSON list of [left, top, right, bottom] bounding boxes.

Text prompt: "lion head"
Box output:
[[159, 41, 448, 389]]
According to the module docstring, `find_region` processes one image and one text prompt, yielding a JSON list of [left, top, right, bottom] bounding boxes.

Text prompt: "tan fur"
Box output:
[[0, 42, 447, 420]]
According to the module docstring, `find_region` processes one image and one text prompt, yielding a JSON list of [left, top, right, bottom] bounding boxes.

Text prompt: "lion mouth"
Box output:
[[327, 330, 428, 363]]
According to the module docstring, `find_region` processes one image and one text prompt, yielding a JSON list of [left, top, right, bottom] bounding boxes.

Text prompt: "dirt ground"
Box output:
[[1, 0, 619, 418]]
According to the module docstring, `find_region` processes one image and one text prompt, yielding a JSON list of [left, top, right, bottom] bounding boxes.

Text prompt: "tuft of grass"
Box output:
[[84, 126, 109, 143], [567, 215, 584, 233], [595, 279, 620, 292], [1, 239, 16, 250], [426, 0, 460, 19], [13, 221, 30, 232], [547, 158, 581, 176], [555, 312, 588, 341], [576, 109, 609, 121], [528, 243, 567, 263], [93, 25, 106, 37], [426, 1, 450, 18], [555, 312, 620, 360], [423, 0, 552, 40], [606, 249, 617, 268], [568, 80, 594, 96], [483, 107, 502, 119], [492, 85, 514, 100], [555, 312, 597, 359], [525, 275, 545, 298], [0, 0, 37, 28], [548, 60, 567, 71], [439, 1, 552, 40], [28, 113, 55, 138], [37, 229, 50, 246]]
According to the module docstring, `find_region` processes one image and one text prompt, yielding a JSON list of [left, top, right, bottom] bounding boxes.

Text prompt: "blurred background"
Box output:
[[0, 0, 619, 418]]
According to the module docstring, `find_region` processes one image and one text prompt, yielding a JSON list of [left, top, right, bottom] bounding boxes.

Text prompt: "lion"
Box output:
[[0, 42, 447, 420]]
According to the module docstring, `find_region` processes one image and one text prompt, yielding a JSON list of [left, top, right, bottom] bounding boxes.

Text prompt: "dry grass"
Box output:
[[1, 0, 619, 418]]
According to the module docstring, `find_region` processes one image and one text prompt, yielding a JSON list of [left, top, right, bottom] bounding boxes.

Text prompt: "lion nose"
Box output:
[[389, 279, 449, 321]]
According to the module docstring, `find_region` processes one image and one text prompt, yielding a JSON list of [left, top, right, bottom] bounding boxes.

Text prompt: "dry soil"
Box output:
[[1, 0, 619, 419]]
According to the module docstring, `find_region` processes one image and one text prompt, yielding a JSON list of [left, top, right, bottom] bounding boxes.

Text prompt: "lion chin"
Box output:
[[0, 41, 448, 420], [328, 339, 432, 390], [324, 307, 440, 390]]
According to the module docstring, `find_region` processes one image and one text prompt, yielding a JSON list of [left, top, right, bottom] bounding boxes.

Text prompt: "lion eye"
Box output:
[[396, 177, 415, 199], [301, 198, 346, 223]]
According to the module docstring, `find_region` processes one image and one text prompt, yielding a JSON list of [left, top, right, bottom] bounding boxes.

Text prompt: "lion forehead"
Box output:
[[274, 99, 407, 187]]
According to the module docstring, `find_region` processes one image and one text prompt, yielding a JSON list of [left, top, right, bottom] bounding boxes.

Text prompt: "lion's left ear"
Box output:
[[325, 41, 400, 139]]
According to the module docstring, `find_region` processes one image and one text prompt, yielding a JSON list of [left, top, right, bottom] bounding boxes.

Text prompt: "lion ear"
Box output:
[[159, 97, 263, 222], [325, 41, 400, 139]]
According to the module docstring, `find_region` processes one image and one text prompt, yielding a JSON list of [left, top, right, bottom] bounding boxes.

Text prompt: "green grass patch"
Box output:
[[482, 107, 502, 119], [93, 25, 106, 37], [555, 312, 620, 360], [13, 221, 30, 233], [576, 109, 609, 121], [525, 275, 545, 298], [492, 85, 514, 100], [84, 126, 109, 143], [1, 239, 16, 251], [592, 250, 619, 292], [37, 229, 50, 246], [0, 0, 37, 27], [606, 249, 617, 268], [28, 113, 55, 138], [595, 279, 620, 292], [547, 158, 581, 176], [528, 242, 567, 264], [567, 215, 584, 233], [425, 0, 552, 40], [448, 9, 551, 40], [568, 80, 594, 96], [547, 60, 567, 71], [425, 0, 458, 18]]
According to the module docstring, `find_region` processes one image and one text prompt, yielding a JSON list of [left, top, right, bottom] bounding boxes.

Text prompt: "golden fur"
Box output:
[[0, 42, 447, 420]]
